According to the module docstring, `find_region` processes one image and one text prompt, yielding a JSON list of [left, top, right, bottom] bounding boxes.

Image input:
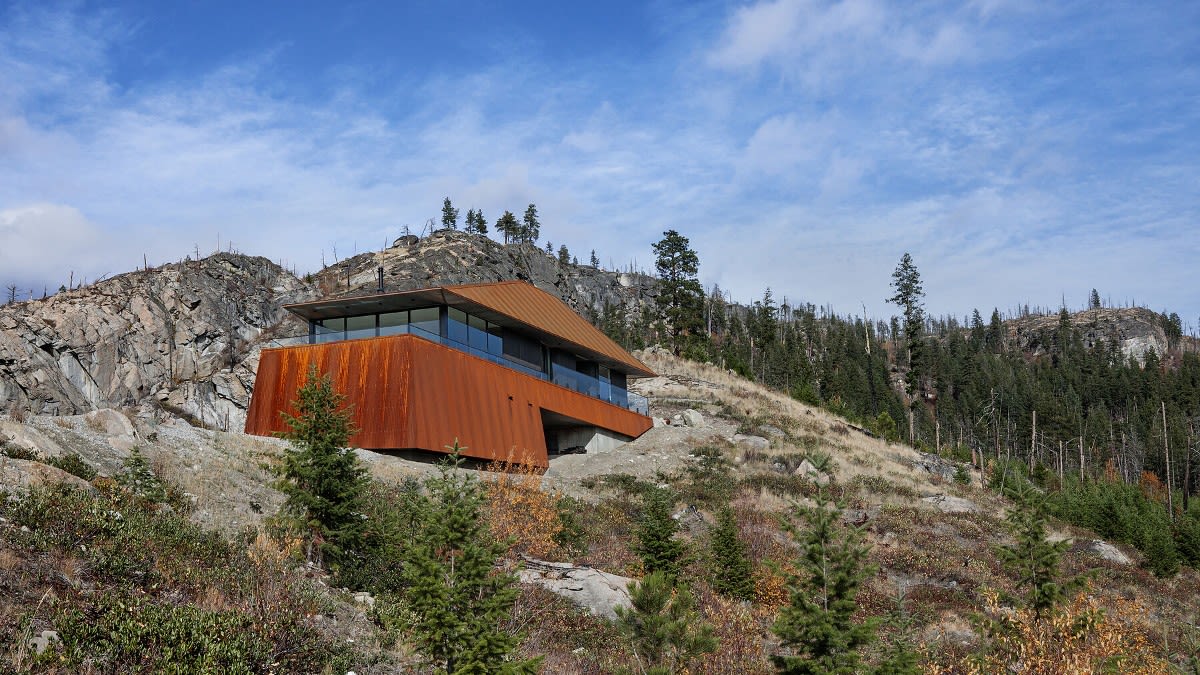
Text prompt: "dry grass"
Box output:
[[634, 349, 936, 506]]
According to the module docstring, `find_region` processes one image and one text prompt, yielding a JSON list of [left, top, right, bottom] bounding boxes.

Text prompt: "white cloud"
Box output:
[[0, 204, 106, 289], [0, 2, 1195, 326], [738, 113, 835, 176]]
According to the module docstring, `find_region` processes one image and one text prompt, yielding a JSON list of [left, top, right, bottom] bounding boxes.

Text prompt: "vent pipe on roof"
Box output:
[[377, 266, 385, 293]]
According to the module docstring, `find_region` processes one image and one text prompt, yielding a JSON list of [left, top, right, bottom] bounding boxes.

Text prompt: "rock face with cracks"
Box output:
[[0, 254, 310, 431], [0, 231, 658, 432]]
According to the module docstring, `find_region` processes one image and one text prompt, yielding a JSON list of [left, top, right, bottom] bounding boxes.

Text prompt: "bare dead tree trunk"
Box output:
[[1185, 421, 1193, 514], [1164, 401, 1174, 521], [1079, 435, 1085, 485], [909, 408, 915, 447], [1030, 410, 1037, 473]]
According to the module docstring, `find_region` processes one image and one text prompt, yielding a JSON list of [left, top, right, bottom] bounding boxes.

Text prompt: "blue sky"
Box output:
[[1, 1, 1198, 328]]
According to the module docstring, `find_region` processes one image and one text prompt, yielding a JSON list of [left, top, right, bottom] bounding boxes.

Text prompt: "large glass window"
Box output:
[[503, 331, 545, 372], [410, 307, 440, 337], [379, 311, 408, 336], [467, 315, 488, 351], [346, 314, 376, 339], [447, 307, 469, 345], [487, 323, 503, 355], [315, 317, 344, 343], [599, 366, 611, 402]]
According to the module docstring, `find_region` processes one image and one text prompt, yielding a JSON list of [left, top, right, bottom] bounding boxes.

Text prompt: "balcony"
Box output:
[[268, 324, 649, 416]]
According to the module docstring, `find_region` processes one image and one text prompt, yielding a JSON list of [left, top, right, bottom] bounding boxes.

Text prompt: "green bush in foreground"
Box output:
[[614, 571, 717, 675], [399, 444, 540, 674]]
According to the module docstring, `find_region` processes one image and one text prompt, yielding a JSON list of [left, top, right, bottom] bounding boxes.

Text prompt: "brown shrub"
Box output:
[[484, 461, 563, 560], [928, 589, 1172, 675]]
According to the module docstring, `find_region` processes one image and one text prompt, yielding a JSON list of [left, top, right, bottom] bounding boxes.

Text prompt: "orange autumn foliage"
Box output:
[[483, 461, 564, 559], [1139, 470, 1167, 504], [928, 589, 1171, 675]]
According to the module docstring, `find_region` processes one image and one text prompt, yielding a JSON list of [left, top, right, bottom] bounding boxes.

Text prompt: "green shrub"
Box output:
[[677, 447, 737, 508], [0, 443, 39, 461], [1050, 480, 1180, 577], [1177, 507, 1200, 568], [954, 464, 970, 486], [870, 411, 900, 443], [49, 592, 273, 673], [46, 452, 97, 481], [553, 495, 588, 558]]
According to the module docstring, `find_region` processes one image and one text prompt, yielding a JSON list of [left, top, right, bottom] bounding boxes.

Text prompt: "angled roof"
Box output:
[[283, 280, 655, 377]]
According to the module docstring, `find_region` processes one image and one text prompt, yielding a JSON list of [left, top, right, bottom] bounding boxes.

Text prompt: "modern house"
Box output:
[[244, 281, 655, 467]]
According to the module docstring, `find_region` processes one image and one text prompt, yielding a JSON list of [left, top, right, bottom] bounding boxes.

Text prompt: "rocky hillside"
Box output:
[[0, 227, 1191, 433], [1006, 306, 1182, 364], [0, 230, 656, 430], [2, 348, 1195, 672], [0, 254, 311, 429], [311, 229, 656, 322]]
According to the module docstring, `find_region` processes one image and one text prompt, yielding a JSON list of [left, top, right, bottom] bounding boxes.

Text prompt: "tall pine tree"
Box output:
[[652, 230, 705, 356], [441, 197, 459, 230], [887, 252, 925, 396], [276, 365, 369, 571]]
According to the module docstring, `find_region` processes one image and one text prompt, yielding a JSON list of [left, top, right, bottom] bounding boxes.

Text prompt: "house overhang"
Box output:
[[283, 284, 656, 379]]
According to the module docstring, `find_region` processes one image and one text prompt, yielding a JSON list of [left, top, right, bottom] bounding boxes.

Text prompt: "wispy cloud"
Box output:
[[0, 1, 1197, 329]]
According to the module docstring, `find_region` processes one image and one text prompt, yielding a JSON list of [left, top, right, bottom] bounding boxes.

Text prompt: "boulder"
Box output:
[[732, 434, 769, 452], [0, 457, 96, 493], [0, 420, 68, 459], [680, 409, 705, 428], [519, 557, 632, 620], [29, 630, 60, 656], [85, 408, 136, 438], [911, 453, 959, 482], [921, 494, 978, 514], [793, 459, 830, 486], [1075, 539, 1132, 565], [757, 424, 786, 438]]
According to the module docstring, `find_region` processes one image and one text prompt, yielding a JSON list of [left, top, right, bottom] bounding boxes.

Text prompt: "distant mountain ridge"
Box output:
[[0, 227, 1188, 428]]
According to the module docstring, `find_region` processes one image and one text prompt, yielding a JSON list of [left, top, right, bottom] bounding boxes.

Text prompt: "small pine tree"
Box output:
[[590, 249, 599, 268], [557, 244, 571, 265], [441, 197, 459, 230], [995, 482, 1086, 618], [522, 203, 540, 243], [467, 208, 488, 235], [614, 571, 717, 674], [496, 210, 518, 244], [634, 486, 687, 580], [709, 506, 754, 601], [400, 442, 540, 674], [772, 494, 878, 674], [276, 365, 369, 571], [117, 447, 167, 503]]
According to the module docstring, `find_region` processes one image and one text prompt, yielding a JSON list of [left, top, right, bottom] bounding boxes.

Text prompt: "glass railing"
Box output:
[[268, 327, 647, 415]]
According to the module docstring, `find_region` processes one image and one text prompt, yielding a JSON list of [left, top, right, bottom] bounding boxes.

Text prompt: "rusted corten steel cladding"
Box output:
[[246, 335, 653, 467], [244, 281, 656, 468]]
